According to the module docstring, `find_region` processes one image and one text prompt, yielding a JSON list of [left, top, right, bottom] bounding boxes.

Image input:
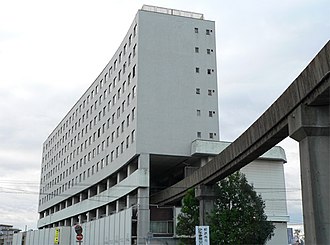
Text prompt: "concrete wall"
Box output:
[[14, 208, 132, 245], [242, 159, 289, 222], [241, 160, 289, 245], [137, 10, 219, 156], [12, 227, 71, 245]]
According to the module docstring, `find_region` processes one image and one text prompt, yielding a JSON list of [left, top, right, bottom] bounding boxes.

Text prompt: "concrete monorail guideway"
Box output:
[[151, 41, 330, 244]]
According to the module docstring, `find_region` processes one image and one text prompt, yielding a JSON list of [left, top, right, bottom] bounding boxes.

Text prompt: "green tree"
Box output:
[[176, 188, 199, 245], [208, 171, 275, 245]]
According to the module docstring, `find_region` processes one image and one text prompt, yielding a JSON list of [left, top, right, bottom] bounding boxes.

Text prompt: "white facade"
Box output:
[[31, 5, 289, 245], [37, 5, 218, 244]]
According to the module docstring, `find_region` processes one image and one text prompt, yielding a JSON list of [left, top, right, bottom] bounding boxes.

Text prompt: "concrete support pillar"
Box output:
[[116, 200, 120, 212], [78, 214, 82, 224], [96, 208, 100, 219], [137, 153, 150, 245], [106, 204, 109, 216], [107, 178, 110, 189], [127, 163, 132, 176], [200, 156, 214, 167], [117, 172, 121, 184], [126, 195, 130, 208], [195, 184, 215, 225], [289, 104, 330, 245]]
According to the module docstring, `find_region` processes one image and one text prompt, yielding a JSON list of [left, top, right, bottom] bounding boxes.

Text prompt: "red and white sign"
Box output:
[[76, 234, 83, 241]]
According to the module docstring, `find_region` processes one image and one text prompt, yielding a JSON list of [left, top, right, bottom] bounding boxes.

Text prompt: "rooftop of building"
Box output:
[[141, 5, 204, 20]]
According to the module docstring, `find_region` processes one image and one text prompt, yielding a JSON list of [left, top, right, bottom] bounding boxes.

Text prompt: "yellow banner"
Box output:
[[54, 228, 60, 244]]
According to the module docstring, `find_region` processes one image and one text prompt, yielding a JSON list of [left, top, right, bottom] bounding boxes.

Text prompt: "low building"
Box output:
[[0, 224, 20, 245]]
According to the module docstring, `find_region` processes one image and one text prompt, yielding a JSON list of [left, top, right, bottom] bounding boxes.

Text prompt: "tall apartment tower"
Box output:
[[38, 5, 219, 244]]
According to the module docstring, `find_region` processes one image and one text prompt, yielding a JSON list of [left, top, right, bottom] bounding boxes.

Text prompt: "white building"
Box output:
[[15, 5, 289, 245]]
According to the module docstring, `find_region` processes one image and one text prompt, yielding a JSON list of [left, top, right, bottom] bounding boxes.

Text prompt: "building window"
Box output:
[[197, 132, 201, 138], [127, 93, 131, 106], [196, 88, 200, 94], [127, 115, 130, 127], [114, 60, 117, 70], [113, 77, 117, 88], [121, 142, 124, 153], [119, 52, 122, 63], [195, 47, 199, 53], [129, 34, 132, 46], [132, 108, 136, 121], [111, 131, 115, 142], [207, 69, 212, 74], [195, 67, 200, 73], [111, 113, 115, 124], [117, 88, 121, 99], [121, 121, 124, 132], [126, 136, 129, 148], [197, 110, 201, 116], [133, 24, 137, 37], [118, 70, 121, 81], [123, 44, 127, 55], [133, 44, 137, 57], [209, 133, 215, 139], [133, 65, 136, 77], [131, 130, 135, 143], [117, 107, 121, 118], [116, 126, 120, 138], [194, 27, 199, 33], [132, 86, 136, 98], [116, 147, 119, 158], [208, 89, 212, 96], [112, 95, 116, 106], [209, 111, 214, 117], [206, 29, 212, 35], [207, 49, 213, 54]]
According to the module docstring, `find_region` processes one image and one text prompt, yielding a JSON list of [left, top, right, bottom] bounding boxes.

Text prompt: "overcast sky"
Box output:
[[0, 0, 329, 230]]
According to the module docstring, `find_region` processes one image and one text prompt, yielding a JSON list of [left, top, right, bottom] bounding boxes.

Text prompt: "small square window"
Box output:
[[209, 111, 213, 117], [207, 69, 212, 74], [195, 47, 199, 53], [196, 88, 200, 94], [209, 133, 214, 139], [195, 67, 200, 73], [194, 27, 199, 33], [197, 132, 201, 138], [208, 89, 212, 96], [197, 110, 201, 116], [207, 49, 211, 54], [206, 29, 211, 35]]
